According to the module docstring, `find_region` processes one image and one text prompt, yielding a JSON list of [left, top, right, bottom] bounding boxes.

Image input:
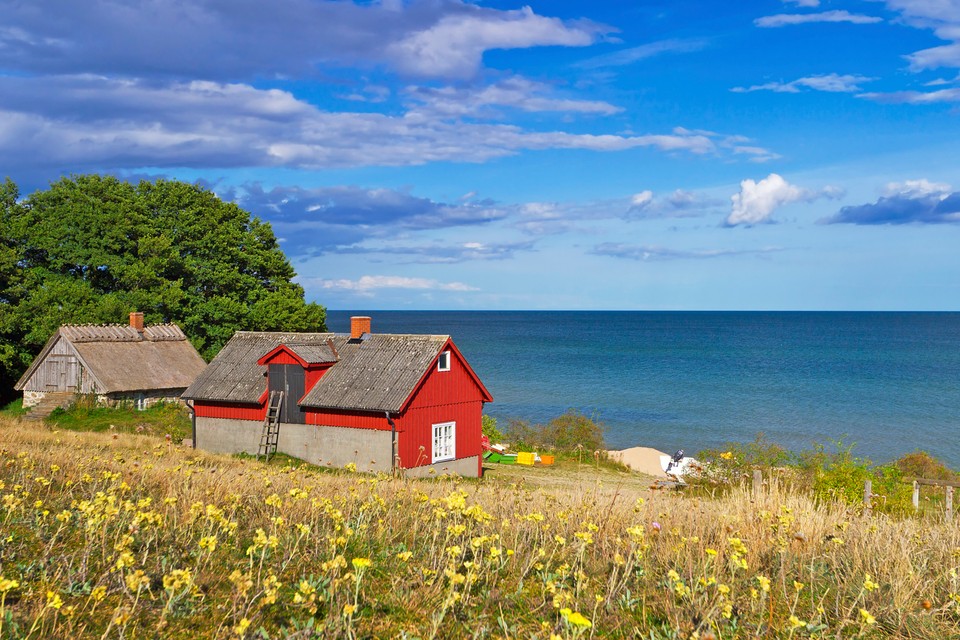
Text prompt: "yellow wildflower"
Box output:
[[859, 608, 877, 625]]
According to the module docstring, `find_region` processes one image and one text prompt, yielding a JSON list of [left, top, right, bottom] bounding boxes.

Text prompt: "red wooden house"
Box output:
[[182, 317, 493, 477]]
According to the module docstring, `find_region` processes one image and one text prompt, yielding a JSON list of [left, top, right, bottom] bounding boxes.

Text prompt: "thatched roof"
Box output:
[[183, 331, 460, 413], [14, 324, 207, 393]]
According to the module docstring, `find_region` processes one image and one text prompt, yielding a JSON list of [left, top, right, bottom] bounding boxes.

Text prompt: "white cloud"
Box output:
[[626, 188, 723, 218], [907, 43, 960, 71], [630, 190, 654, 208], [883, 179, 952, 197], [784, 0, 820, 6], [387, 6, 597, 78], [315, 275, 479, 292], [883, 1, 960, 71], [733, 73, 874, 93], [0, 75, 753, 175], [858, 87, 960, 103], [755, 10, 883, 28], [577, 38, 709, 69], [726, 173, 842, 226], [404, 76, 621, 117], [0, 1, 606, 81], [593, 243, 783, 261]]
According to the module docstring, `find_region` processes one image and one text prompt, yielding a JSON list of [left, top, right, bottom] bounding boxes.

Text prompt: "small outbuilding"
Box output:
[[182, 316, 493, 478], [15, 312, 207, 410]]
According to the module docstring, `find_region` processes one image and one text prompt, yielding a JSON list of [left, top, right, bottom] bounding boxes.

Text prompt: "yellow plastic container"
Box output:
[[539, 454, 555, 466], [516, 451, 536, 466]]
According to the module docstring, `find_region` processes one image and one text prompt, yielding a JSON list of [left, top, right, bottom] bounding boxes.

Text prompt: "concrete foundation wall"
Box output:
[[195, 417, 262, 455], [195, 418, 480, 478], [404, 455, 480, 479], [277, 423, 392, 473], [195, 418, 392, 473]]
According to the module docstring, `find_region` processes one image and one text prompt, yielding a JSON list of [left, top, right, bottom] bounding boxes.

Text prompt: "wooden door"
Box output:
[[268, 364, 306, 424]]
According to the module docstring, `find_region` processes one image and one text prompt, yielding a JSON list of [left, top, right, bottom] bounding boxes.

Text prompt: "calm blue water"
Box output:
[[327, 311, 960, 467]]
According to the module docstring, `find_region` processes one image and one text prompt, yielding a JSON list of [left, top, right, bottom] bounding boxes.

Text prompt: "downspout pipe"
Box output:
[[385, 411, 397, 475], [184, 399, 197, 449]]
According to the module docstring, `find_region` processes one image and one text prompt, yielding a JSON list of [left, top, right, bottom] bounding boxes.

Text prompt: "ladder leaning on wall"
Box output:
[[257, 391, 284, 461]]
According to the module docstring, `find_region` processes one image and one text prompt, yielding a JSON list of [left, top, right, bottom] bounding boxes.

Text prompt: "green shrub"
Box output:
[[894, 450, 959, 482], [698, 433, 794, 481], [797, 441, 911, 515], [481, 414, 503, 443], [503, 409, 606, 454]]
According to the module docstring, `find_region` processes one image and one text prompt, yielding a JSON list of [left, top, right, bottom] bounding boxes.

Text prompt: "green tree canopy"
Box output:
[[0, 175, 326, 398]]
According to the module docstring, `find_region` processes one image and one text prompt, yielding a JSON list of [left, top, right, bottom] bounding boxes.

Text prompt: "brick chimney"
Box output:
[[129, 311, 144, 332], [350, 316, 371, 339]]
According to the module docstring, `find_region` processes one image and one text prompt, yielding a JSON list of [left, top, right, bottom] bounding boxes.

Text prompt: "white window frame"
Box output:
[[437, 350, 451, 372], [432, 421, 456, 463], [134, 393, 147, 411]]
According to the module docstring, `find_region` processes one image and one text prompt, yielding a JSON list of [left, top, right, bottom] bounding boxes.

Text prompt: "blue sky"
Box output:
[[2, 0, 959, 310]]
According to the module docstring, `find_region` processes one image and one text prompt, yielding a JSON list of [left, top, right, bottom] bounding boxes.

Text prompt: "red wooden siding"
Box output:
[[194, 400, 265, 421], [305, 409, 388, 430], [395, 346, 487, 468], [304, 366, 331, 396], [395, 401, 484, 469], [261, 351, 301, 366]]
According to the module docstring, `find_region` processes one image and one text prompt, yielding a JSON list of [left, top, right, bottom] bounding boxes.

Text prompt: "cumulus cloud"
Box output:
[[884, 179, 952, 197], [733, 74, 874, 93], [0, 75, 738, 178], [577, 38, 709, 69], [311, 275, 479, 292], [0, 0, 606, 80], [592, 243, 782, 261], [755, 10, 883, 28], [725, 173, 843, 226], [386, 6, 599, 78], [823, 180, 960, 224]]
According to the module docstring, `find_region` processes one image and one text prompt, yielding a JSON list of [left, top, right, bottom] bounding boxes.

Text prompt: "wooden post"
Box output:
[[863, 479, 872, 516], [947, 486, 954, 521], [913, 480, 920, 511], [753, 469, 762, 499]]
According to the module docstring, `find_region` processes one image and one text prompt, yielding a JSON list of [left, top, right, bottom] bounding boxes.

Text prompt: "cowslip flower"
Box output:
[[560, 608, 592, 628]]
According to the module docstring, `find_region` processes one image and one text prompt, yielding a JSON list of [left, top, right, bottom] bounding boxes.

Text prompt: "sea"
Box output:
[[326, 311, 960, 468]]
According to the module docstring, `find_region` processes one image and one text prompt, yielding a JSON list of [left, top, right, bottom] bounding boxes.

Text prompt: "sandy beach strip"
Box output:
[[607, 446, 670, 477]]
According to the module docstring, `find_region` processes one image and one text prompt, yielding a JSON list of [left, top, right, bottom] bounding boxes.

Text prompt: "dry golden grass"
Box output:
[[1, 417, 959, 639]]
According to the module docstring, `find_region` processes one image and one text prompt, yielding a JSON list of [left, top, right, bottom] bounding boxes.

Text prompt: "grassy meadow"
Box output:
[[2, 416, 960, 639]]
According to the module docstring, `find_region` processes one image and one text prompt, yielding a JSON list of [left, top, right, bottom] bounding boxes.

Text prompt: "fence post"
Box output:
[[947, 486, 954, 521], [753, 469, 762, 499], [913, 480, 920, 511], [863, 479, 872, 516]]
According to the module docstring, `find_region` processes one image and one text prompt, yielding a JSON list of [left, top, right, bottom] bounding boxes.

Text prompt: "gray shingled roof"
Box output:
[[182, 332, 339, 404], [301, 334, 448, 413], [284, 342, 338, 365], [183, 331, 450, 413], [14, 324, 207, 393]]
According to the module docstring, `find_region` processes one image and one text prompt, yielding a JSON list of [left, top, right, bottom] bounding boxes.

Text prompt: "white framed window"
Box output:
[[135, 393, 147, 411], [437, 350, 451, 372], [432, 421, 456, 463]]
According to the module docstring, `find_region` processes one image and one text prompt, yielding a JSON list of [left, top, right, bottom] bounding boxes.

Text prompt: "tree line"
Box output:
[[0, 174, 326, 400]]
